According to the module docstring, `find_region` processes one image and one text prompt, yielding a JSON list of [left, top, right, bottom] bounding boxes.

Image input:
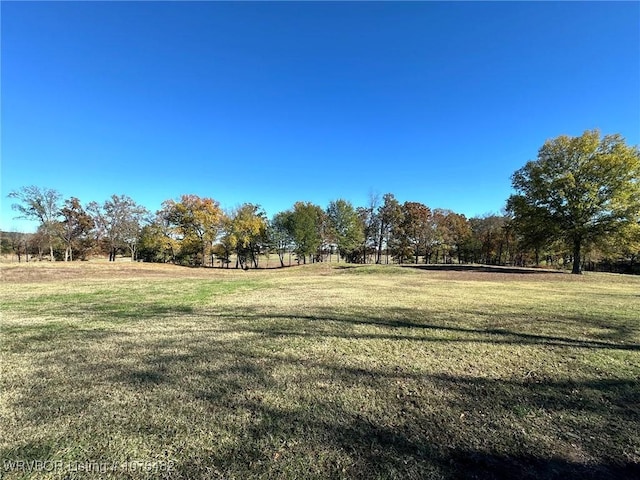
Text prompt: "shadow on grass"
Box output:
[[402, 264, 565, 275], [3, 305, 639, 479], [109, 334, 636, 479], [209, 308, 640, 352], [0, 324, 115, 354], [139, 345, 640, 478], [448, 451, 639, 480], [4, 302, 638, 356], [88, 303, 195, 321], [3, 302, 196, 326]]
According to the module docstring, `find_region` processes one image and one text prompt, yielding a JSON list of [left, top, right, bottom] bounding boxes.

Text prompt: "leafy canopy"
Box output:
[[508, 129, 640, 273]]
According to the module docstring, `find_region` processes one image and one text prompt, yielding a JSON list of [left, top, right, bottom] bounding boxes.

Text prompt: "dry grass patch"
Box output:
[[1, 262, 639, 479]]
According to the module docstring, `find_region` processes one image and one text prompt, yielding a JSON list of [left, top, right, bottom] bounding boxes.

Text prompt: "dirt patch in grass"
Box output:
[[401, 263, 578, 281], [403, 263, 565, 274]]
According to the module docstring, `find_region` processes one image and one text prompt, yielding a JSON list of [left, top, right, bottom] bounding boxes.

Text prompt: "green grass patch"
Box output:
[[1, 263, 639, 479]]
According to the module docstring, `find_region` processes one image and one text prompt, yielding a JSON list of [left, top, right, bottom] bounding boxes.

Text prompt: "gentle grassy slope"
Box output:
[[1, 262, 639, 479]]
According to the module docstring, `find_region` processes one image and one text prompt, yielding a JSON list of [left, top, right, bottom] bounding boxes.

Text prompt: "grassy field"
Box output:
[[1, 262, 639, 479]]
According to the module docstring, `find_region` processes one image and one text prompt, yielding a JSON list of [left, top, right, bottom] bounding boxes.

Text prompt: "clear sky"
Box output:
[[2, 1, 639, 233]]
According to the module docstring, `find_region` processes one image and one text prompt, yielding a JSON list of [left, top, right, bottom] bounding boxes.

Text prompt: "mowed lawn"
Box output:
[[1, 262, 639, 479]]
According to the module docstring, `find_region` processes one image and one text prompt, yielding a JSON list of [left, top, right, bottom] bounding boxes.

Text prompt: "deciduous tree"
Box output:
[[507, 197, 557, 266], [595, 220, 640, 272], [508, 130, 640, 274], [58, 197, 94, 261], [8, 186, 62, 261], [326, 199, 365, 263], [270, 211, 294, 267], [288, 202, 324, 264], [3, 231, 30, 262], [392, 201, 432, 264], [162, 195, 222, 266], [89, 195, 150, 262], [469, 215, 509, 265], [226, 204, 268, 269], [376, 193, 403, 264], [428, 210, 474, 265]]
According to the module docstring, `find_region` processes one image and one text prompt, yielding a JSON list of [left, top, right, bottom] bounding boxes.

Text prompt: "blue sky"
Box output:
[[2, 1, 639, 232]]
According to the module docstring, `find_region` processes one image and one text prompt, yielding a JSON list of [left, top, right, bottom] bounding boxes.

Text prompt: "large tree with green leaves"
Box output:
[[508, 130, 640, 274], [326, 199, 364, 263], [288, 202, 324, 264]]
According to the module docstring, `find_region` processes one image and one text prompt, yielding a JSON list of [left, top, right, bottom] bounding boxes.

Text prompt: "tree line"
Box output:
[[4, 130, 639, 274]]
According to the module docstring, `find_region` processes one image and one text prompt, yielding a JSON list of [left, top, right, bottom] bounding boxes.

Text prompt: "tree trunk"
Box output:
[[376, 223, 385, 264], [572, 237, 582, 274], [385, 235, 390, 264], [251, 245, 259, 269]]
